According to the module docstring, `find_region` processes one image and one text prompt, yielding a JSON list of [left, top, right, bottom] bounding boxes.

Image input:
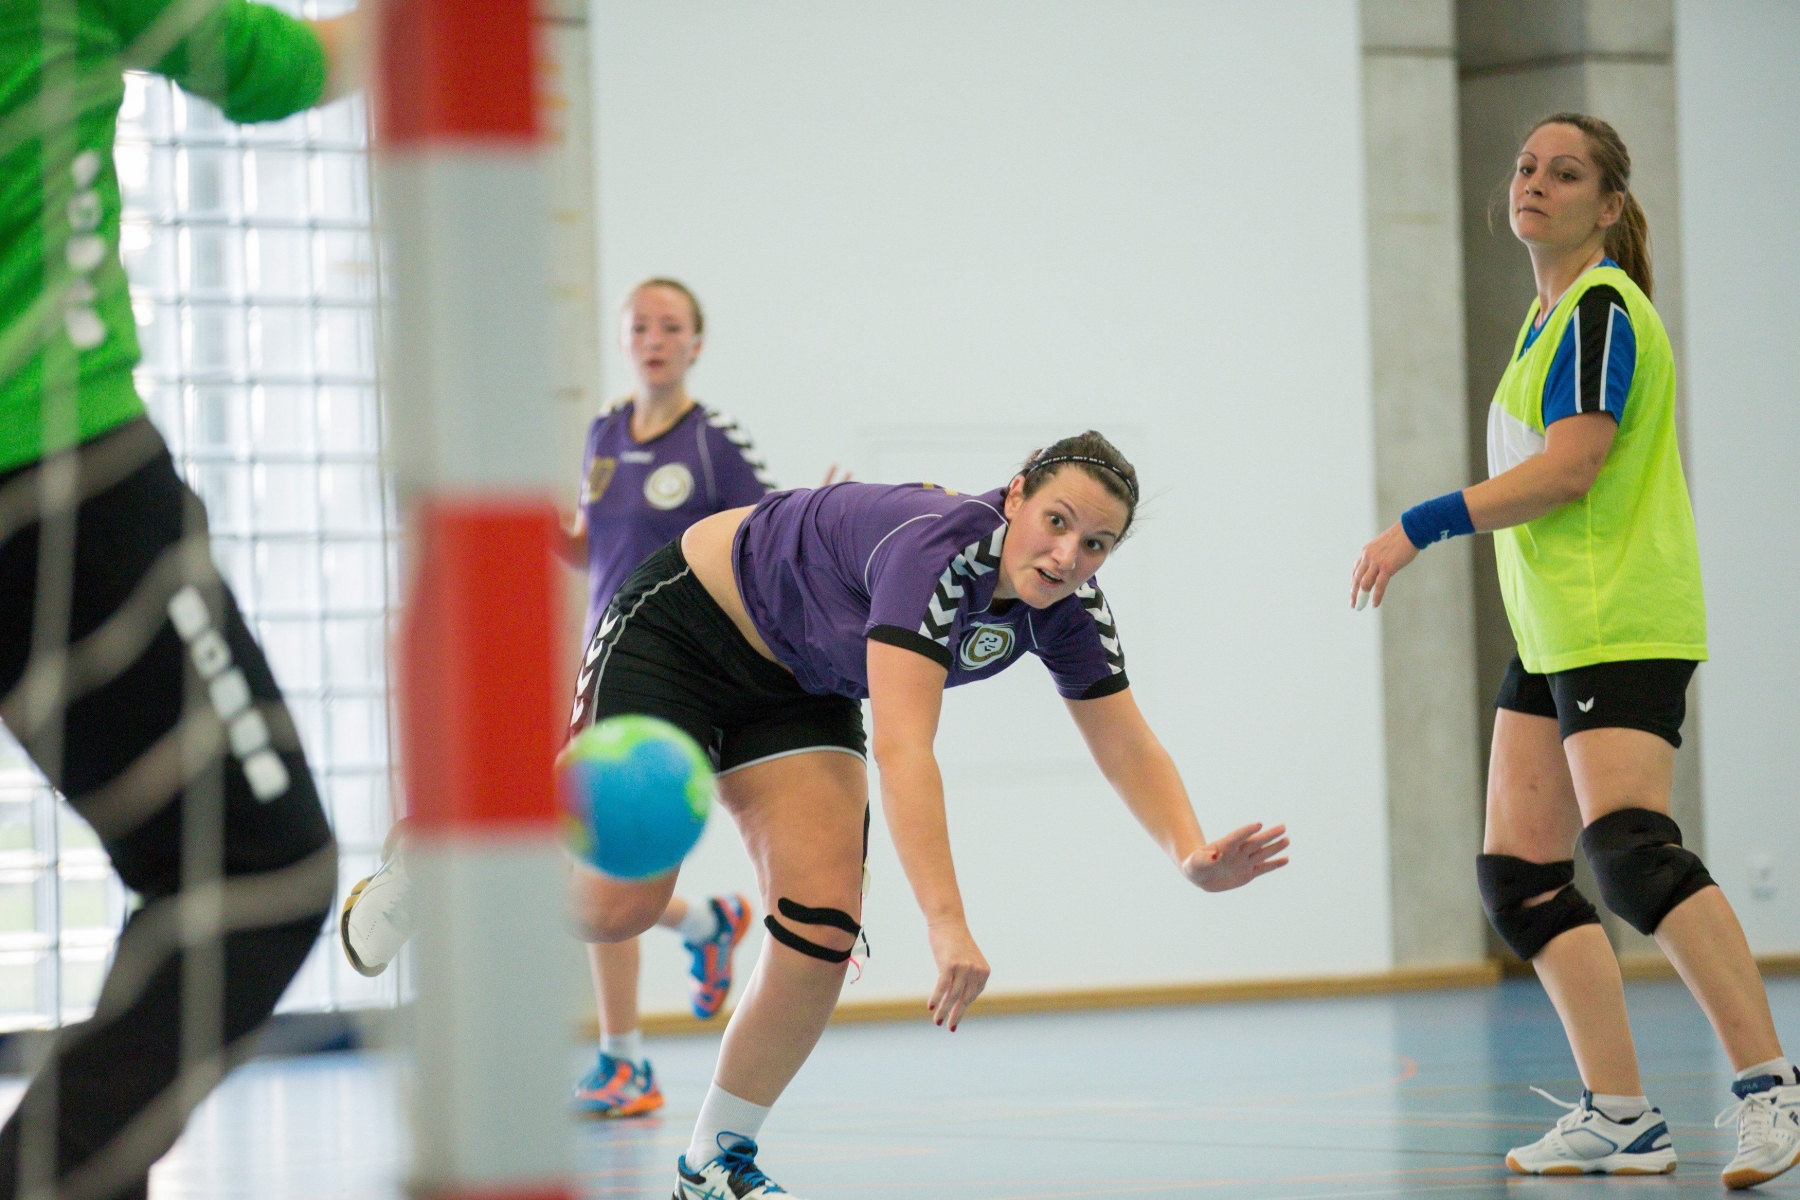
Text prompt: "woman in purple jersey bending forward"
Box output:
[[569, 431, 1291, 1199]]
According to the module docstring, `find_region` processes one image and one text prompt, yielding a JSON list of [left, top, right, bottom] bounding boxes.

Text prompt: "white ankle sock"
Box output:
[[1736, 1057, 1797, 1088], [1589, 1092, 1650, 1122], [600, 1029, 644, 1066], [686, 1084, 770, 1166], [675, 900, 719, 943]]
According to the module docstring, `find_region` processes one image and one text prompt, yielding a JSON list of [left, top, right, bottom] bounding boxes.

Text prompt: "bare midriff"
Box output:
[[679, 506, 782, 665]]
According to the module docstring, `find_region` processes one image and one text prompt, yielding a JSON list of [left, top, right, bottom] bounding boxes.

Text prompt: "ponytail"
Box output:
[[1606, 191, 1653, 300], [1527, 112, 1653, 299]]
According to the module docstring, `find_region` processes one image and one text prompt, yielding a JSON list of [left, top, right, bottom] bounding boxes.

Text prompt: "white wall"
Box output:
[[1677, 1, 1800, 953], [590, 1, 1389, 1010]]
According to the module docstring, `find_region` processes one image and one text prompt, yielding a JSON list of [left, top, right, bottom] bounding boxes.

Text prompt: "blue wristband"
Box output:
[[1400, 490, 1474, 549]]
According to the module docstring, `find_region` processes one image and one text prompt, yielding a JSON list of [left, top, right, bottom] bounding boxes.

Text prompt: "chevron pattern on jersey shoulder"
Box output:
[[1075, 581, 1124, 674], [705, 408, 777, 489], [917, 525, 1006, 648]]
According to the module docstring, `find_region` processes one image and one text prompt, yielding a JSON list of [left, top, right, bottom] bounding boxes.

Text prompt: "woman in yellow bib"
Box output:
[[1354, 114, 1798, 1189]]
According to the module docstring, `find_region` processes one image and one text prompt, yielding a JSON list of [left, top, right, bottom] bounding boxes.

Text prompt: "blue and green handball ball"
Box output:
[[559, 715, 713, 879]]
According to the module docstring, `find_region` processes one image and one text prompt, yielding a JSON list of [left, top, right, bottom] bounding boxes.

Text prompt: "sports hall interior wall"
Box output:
[[587, 1, 1393, 1014]]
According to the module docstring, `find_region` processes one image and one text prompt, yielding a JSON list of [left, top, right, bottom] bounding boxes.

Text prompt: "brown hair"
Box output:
[[1017, 431, 1139, 536], [1525, 113, 1653, 298], [624, 277, 705, 334]]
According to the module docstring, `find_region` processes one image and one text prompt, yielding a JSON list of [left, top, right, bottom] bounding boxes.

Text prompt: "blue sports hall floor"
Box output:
[[5, 977, 1797, 1198]]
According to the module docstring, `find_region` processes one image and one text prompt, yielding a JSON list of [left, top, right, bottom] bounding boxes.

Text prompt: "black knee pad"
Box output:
[[1579, 808, 1715, 935], [1476, 855, 1602, 961], [764, 898, 862, 964]]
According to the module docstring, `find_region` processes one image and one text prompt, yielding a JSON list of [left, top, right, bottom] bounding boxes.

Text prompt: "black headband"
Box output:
[[1024, 454, 1138, 503]]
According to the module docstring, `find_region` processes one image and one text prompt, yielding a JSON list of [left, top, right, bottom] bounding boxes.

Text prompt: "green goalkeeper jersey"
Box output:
[[0, 0, 326, 473]]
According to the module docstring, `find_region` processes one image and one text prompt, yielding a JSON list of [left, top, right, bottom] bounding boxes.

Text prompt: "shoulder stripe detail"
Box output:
[[916, 525, 1005, 648], [705, 407, 777, 489], [1574, 285, 1627, 416], [1074, 581, 1125, 675], [693, 415, 719, 506]]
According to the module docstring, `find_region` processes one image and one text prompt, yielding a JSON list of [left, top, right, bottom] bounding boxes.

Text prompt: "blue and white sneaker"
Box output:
[[1506, 1088, 1676, 1175], [572, 1051, 663, 1118], [674, 1137, 799, 1199], [1717, 1078, 1800, 1189]]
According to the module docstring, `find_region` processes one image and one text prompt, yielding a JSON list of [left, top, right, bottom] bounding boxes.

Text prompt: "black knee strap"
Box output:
[[764, 898, 862, 964], [1476, 855, 1601, 961], [1580, 808, 1715, 935]]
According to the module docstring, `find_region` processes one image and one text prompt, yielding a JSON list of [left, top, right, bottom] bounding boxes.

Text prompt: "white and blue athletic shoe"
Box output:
[[1717, 1078, 1800, 1189], [1506, 1088, 1677, 1175], [674, 1138, 800, 1199]]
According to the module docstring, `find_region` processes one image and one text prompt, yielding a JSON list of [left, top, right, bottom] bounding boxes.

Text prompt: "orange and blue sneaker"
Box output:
[[686, 895, 752, 1019], [571, 1052, 663, 1119]]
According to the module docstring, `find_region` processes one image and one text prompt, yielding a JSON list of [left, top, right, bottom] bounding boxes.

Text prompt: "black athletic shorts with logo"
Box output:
[[570, 540, 867, 775], [1495, 654, 1698, 748]]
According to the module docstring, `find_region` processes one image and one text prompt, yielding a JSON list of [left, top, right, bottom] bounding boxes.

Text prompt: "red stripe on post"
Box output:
[[377, 0, 539, 145], [400, 500, 561, 831]]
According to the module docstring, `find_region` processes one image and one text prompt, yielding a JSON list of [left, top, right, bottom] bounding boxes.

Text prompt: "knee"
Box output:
[[1579, 808, 1715, 935], [569, 874, 665, 944], [1477, 854, 1601, 960], [763, 894, 863, 967]]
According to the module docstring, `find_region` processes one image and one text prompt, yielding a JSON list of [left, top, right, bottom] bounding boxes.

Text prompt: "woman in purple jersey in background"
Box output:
[[568, 431, 1291, 1199], [341, 279, 776, 1118], [557, 280, 771, 1119]]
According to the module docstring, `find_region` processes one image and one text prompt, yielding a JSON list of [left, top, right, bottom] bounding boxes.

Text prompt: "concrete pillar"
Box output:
[[1361, 0, 1488, 966], [1455, 0, 1698, 958]]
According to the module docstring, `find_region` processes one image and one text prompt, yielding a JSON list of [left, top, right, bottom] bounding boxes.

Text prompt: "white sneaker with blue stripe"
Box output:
[[674, 1137, 800, 1199], [1717, 1078, 1800, 1189], [1505, 1088, 1676, 1175]]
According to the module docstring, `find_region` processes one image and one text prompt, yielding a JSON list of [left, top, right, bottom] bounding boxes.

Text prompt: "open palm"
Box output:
[[1181, 822, 1290, 892]]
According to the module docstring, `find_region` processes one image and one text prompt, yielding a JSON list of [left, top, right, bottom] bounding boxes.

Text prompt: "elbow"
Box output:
[[871, 735, 936, 782], [870, 738, 921, 774], [1557, 464, 1604, 504]]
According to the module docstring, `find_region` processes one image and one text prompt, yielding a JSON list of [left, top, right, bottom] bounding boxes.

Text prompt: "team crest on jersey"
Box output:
[[958, 623, 1016, 670], [644, 463, 694, 510], [584, 457, 617, 504]]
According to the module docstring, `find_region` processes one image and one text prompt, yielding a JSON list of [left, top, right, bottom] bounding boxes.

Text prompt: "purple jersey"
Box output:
[[732, 482, 1127, 701], [582, 400, 771, 640]]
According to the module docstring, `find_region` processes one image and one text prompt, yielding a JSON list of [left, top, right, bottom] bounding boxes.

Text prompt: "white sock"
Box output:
[[1736, 1057, 1797, 1089], [685, 1084, 770, 1167], [600, 1029, 644, 1066], [1589, 1092, 1650, 1122], [675, 899, 720, 943]]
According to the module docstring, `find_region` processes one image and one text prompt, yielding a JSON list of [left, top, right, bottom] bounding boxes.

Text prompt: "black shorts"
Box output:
[[571, 540, 866, 775], [1495, 655, 1698, 748]]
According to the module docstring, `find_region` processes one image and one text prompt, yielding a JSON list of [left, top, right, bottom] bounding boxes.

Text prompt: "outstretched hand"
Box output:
[[1181, 823, 1289, 892], [821, 463, 853, 486]]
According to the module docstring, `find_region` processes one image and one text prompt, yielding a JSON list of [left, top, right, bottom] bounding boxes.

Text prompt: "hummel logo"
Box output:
[[1577, 698, 1596, 712], [583, 613, 619, 668]]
